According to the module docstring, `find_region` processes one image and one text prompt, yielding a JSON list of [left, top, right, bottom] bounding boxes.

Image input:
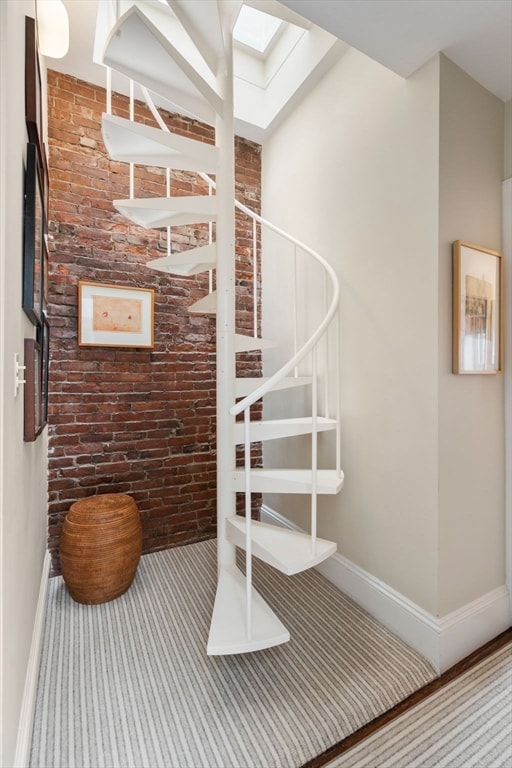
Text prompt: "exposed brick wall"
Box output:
[[46, 71, 262, 576]]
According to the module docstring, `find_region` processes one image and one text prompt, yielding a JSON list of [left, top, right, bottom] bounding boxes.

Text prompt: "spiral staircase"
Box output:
[[96, 0, 344, 655]]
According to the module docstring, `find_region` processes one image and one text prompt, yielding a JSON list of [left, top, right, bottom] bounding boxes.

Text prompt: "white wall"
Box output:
[[262, 48, 441, 615], [261, 48, 506, 624], [437, 56, 505, 615], [0, 3, 49, 766]]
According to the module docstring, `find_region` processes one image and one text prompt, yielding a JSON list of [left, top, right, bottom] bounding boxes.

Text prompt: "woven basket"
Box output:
[[60, 493, 142, 605]]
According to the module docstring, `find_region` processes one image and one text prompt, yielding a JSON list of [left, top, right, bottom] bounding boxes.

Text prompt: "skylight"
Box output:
[[234, 5, 283, 55]]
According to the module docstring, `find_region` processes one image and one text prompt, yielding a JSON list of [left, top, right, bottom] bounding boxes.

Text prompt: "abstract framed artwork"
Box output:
[[452, 240, 503, 374], [22, 142, 45, 325], [78, 281, 155, 348]]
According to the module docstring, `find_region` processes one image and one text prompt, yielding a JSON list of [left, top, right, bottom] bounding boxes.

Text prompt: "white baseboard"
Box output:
[[14, 551, 51, 768], [260, 505, 511, 672]]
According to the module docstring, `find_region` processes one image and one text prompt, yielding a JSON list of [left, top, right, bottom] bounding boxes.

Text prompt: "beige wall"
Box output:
[[261, 49, 506, 620], [437, 55, 505, 615], [505, 99, 511, 180], [0, 2, 49, 765], [262, 49, 441, 614]]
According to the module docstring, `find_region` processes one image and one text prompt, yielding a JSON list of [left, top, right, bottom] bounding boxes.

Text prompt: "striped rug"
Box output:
[[29, 539, 436, 768], [325, 641, 512, 768]]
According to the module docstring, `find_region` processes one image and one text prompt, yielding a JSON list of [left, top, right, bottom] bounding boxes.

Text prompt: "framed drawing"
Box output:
[[78, 281, 155, 348], [24, 337, 43, 442], [452, 240, 503, 374], [23, 142, 45, 325], [25, 15, 42, 152]]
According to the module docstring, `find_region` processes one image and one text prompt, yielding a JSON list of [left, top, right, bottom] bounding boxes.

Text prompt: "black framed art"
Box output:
[[22, 142, 45, 325], [25, 15, 43, 151]]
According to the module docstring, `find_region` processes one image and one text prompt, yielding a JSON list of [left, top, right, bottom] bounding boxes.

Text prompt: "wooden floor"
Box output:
[[304, 627, 512, 768]]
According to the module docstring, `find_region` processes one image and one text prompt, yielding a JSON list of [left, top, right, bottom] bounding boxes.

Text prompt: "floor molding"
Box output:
[[260, 505, 511, 672], [14, 550, 51, 768]]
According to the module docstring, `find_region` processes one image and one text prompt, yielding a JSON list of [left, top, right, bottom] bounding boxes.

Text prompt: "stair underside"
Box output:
[[103, 5, 221, 125], [234, 416, 336, 444], [113, 195, 216, 229], [235, 376, 312, 398], [101, 113, 218, 173], [232, 469, 344, 494], [207, 564, 289, 655], [188, 290, 216, 314], [226, 516, 337, 575], [234, 335, 276, 353], [146, 243, 216, 276], [167, 0, 240, 77]]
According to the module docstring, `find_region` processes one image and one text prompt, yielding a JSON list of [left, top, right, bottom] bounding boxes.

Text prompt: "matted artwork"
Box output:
[[452, 240, 503, 374], [78, 281, 155, 348]]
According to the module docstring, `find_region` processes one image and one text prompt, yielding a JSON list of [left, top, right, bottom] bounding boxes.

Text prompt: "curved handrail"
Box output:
[[140, 85, 340, 417]]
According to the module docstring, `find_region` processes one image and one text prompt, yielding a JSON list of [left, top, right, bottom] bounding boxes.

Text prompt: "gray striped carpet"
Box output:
[[29, 539, 436, 768], [327, 642, 512, 768]]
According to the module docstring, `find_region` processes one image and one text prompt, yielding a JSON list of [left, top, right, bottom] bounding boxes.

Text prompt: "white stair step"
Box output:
[[226, 516, 337, 576], [147, 244, 216, 276], [207, 564, 289, 655], [235, 377, 312, 398], [188, 290, 216, 314], [113, 195, 216, 229], [234, 416, 337, 444], [234, 334, 276, 353], [103, 5, 222, 125], [101, 114, 218, 173], [232, 469, 344, 494]]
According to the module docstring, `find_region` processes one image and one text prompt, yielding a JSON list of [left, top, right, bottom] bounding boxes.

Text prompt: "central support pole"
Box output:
[[215, 33, 236, 573]]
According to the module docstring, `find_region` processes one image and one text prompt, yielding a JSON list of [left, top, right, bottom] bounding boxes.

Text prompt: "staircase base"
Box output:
[[207, 565, 289, 655]]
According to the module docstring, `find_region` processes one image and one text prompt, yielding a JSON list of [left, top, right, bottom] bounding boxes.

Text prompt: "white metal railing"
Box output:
[[106, 75, 341, 640]]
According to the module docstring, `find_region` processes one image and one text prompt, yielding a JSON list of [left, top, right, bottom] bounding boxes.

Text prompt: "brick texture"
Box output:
[[46, 72, 262, 576]]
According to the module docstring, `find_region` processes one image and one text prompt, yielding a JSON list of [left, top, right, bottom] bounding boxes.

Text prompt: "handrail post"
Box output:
[[293, 245, 298, 377], [336, 308, 342, 478], [129, 79, 134, 199], [106, 67, 112, 115], [253, 217, 258, 338], [311, 346, 318, 556], [244, 407, 252, 640]]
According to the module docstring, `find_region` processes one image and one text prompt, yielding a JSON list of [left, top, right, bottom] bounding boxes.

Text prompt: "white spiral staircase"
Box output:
[[96, 0, 344, 655]]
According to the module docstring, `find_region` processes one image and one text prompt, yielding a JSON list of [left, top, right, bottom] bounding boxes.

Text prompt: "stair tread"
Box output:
[[226, 516, 336, 576], [147, 244, 216, 276], [114, 195, 216, 229], [102, 114, 218, 172], [234, 416, 336, 443], [207, 564, 289, 655], [103, 5, 222, 125], [232, 468, 344, 494], [235, 376, 312, 398]]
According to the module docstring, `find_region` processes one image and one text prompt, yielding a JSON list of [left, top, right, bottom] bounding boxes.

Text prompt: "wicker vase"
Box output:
[[60, 493, 142, 605]]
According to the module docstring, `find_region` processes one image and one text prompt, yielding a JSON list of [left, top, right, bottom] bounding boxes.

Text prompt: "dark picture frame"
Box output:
[[25, 15, 42, 151], [23, 142, 45, 325], [38, 315, 50, 430], [24, 337, 43, 442]]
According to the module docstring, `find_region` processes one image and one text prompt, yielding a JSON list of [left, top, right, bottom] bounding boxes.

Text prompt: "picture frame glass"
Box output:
[[78, 281, 155, 348], [453, 241, 503, 374]]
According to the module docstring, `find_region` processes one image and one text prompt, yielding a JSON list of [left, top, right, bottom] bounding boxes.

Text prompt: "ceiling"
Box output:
[[52, 0, 512, 110], [280, 0, 512, 101]]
